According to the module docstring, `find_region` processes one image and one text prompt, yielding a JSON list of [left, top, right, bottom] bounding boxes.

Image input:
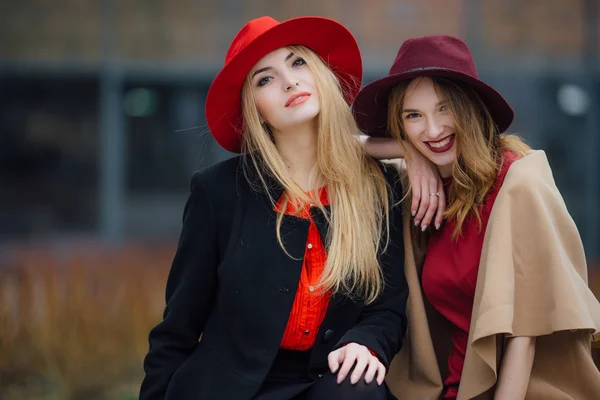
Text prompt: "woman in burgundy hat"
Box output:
[[139, 16, 410, 400], [354, 35, 600, 399]]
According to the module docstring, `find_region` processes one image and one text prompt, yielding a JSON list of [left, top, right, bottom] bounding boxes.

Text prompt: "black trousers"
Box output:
[[253, 349, 391, 400]]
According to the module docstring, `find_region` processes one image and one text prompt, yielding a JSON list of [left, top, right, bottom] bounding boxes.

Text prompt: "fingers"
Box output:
[[329, 344, 386, 386], [336, 348, 357, 384], [327, 347, 344, 374], [411, 180, 421, 218], [434, 182, 447, 230], [419, 179, 440, 231], [413, 179, 430, 226], [376, 362, 386, 386], [363, 358, 379, 384], [350, 356, 368, 384]]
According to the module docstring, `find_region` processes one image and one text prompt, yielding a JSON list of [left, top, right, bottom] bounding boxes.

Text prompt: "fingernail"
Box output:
[[435, 224, 440, 230], [421, 224, 428, 232], [411, 210, 416, 217], [351, 375, 357, 384], [414, 220, 420, 226]]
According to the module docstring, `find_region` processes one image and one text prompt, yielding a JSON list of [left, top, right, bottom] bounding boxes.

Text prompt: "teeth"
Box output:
[[289, 95, 305, 105], [429, 136, 452, 148]]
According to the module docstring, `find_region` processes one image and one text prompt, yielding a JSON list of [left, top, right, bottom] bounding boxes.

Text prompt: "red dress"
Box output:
[[421, 151, 517, 399]]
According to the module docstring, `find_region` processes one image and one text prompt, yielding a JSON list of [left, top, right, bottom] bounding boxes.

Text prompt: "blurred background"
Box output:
[[1, 0, 599, 399]]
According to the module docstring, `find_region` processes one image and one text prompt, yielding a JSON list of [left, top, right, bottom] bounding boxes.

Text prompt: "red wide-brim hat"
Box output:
[[353, 35, 514, 137], [206, 16, 363, 153]]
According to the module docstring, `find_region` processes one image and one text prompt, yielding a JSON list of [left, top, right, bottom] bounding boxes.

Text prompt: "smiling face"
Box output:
[[400, 77, 457, 177], [248, 46, 320, 133]]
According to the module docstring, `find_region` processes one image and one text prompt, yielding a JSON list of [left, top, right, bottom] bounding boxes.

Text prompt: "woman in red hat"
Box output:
[[139, 16, 411, 400], [354, 35, 600, 400]]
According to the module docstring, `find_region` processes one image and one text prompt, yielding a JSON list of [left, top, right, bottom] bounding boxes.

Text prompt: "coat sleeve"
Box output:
[[139, 171, 219, 400], [334, 164, 409, 369]]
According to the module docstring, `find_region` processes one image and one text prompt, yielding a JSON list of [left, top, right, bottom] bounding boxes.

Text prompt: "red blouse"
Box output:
[[276, 188, 331, 351], [422, 151, 517, 399]]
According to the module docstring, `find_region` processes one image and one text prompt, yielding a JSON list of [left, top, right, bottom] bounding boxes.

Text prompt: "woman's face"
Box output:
[[401, 77, 456, 177], [249, 47, 320, 133]]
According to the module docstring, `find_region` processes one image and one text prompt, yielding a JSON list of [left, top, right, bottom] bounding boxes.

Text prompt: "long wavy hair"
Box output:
[[388, 77, 530, 239], [240, 45, 391, 304]]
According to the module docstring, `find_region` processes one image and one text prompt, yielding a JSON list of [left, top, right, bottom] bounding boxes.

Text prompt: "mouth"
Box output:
[[285, 92, 311, 108], [425, 134, 455, 154]]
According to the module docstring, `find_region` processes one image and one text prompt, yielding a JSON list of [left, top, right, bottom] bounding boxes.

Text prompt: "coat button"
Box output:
[[323, 329, 334, 342], [307, 243, 313, 249]]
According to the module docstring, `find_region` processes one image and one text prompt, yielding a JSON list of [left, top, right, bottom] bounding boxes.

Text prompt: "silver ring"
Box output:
[[430, 192, 440, 197]]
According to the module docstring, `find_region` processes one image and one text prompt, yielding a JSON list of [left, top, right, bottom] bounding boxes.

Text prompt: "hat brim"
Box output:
[[352, 68, 514, 138], [206, 17, 362, 153]]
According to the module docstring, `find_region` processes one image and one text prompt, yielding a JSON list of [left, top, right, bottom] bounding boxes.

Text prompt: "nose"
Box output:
[[282, 72, 300, 91], [284, 80, 299, 91], [425, 115, 444, 139]]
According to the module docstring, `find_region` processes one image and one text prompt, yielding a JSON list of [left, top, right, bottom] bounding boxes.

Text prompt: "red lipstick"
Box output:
[[285, 92, 311, 107], [426, 134, 455, 154]]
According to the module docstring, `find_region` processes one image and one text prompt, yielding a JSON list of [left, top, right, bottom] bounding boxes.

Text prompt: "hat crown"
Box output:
[[390, 35, 478, 79], [225, 16, 280, 64]]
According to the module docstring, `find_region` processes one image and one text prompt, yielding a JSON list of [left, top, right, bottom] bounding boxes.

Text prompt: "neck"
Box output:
[[274, 121, 320, 192], [438, 163, 453, 178]]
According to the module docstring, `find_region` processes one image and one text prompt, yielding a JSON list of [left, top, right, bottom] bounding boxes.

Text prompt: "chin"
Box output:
[[290, 110, 320, 127], [272, 117, 318, 132], [433, 155, 454, 166]]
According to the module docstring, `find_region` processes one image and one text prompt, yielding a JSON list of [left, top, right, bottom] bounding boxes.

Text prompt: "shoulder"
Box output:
[[495, 150, 571, 220], [502, 150, 559, 196], [188, 156, 249, 209], [375, 159, 402, 189], [191, 155, 244, 192]]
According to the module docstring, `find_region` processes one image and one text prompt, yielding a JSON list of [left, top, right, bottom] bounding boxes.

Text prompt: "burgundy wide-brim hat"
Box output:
[[353, 35, 514, 137], [206, 16, 363, 153]]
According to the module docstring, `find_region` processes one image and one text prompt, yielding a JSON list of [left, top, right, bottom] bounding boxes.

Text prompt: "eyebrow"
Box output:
[[252, 66, 271, 79], [402, 101, 445, 113], [251, 52, 295, 79]]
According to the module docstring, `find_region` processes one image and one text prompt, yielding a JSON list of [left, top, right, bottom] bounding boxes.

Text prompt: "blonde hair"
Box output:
[[240, 45, 390, 304], [388, 77, 530, 239]]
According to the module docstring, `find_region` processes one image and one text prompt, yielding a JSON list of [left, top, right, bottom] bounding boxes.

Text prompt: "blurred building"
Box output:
[[1, 0, 599, 259]]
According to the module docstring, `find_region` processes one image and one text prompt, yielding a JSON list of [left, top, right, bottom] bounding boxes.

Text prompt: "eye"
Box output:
[[292, 57, 306, 68], [439, 104, 447, 112], [257, 76, 272, 87], [404, 112, 421, 120]]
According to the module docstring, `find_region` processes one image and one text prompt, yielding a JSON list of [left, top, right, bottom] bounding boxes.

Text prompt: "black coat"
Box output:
[[139, 156, 408, 400]]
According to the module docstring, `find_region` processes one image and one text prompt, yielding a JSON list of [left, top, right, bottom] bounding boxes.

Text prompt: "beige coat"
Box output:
[[386, 151, 600, 399]]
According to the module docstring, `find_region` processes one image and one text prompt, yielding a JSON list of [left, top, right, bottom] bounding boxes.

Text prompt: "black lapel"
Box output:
[[243, 169, 310, 292], [309, 205, 331, 251]]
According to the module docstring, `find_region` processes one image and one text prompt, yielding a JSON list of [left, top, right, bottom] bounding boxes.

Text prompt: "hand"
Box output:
[[327, 343, 386, 386], [405, 142, 446, 231], [357, 135, 445, 230]]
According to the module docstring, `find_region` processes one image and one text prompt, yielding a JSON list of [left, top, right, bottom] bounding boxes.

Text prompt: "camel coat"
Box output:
[[385, 150, 600, 399]]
